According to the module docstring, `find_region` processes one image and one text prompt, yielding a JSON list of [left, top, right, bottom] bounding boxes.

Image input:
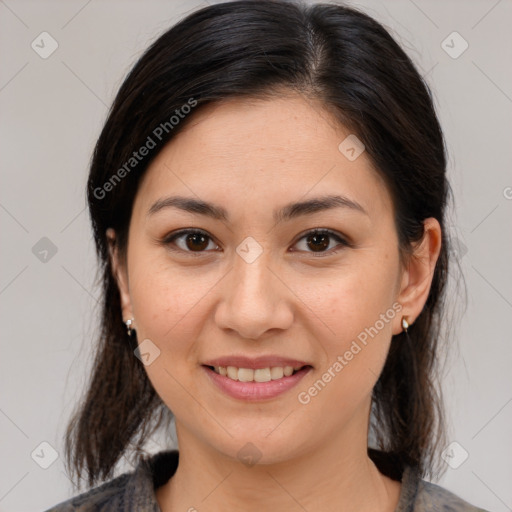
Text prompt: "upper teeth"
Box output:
[[213, 365, 302, 382]]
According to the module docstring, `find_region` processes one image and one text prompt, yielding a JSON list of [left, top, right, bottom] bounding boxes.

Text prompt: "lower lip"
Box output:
[[202, 365, 312, 401]]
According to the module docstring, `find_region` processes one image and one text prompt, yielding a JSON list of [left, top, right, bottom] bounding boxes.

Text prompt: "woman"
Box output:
[[45, 1, 490, 510]]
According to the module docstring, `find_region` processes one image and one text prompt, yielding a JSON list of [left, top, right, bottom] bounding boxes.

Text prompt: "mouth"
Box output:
[[201, 363, 313, 401], [203, 364, 310, 382]]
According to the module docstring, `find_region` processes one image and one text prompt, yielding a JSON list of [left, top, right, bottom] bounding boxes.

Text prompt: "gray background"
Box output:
[[1, 0, 511, 510]]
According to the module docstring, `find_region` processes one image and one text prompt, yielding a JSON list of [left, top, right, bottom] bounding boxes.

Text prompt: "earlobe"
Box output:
[[394, 217, 442, 334], [106, 228, 134, 322]]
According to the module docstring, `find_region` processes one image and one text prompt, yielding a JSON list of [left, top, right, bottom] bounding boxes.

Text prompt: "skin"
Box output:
[[107, 92, 442, 512]]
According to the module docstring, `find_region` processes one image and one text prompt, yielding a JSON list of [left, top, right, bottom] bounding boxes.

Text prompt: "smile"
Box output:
[[208, 365, 305, 382], [202, 364, 312, 401]]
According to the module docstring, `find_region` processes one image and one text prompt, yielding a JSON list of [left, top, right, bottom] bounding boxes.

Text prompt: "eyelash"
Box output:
[[162, 228, 351, 258]]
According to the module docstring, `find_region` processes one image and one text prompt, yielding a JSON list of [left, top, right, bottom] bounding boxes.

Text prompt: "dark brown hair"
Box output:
[[64, 0, 464, 490]]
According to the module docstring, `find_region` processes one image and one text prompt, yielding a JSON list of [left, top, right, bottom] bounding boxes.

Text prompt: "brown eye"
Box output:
[[184, 232, 209, 251], [292, 229, 349, 256], [164, 229, 218, 254], [306, 232, 330, 252], [163, 228, 349, 258]]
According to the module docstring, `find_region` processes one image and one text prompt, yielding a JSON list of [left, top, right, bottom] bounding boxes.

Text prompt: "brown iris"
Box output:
[[306, 232, 329, 252], [185, 232, 210, 251]]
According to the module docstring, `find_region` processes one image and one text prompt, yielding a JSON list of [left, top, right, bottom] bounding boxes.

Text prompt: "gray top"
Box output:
[[44, 450, 491, 511]]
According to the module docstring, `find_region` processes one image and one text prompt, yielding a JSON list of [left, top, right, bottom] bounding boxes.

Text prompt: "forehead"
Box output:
[[134, 94, 393, 223]]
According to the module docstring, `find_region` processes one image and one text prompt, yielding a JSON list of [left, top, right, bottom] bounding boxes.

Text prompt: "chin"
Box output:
[[207, 432, 308, 468]]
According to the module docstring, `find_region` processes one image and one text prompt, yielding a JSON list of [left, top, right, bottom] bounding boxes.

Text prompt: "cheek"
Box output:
[[304, 262, 397, 388], [128, 255, 222, 356], [127, 257, 213, 412], [309, 264, 396, 339], [130, 272, 178, 335]]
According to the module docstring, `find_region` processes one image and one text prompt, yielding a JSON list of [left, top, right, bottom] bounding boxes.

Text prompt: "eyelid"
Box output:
[[162, 227, 351, 256], [290, 228, 351, 255], [163, 228, 220, 256]]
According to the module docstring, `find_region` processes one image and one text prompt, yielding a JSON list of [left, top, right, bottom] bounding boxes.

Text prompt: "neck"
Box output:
[[156, 408, 401, 512]]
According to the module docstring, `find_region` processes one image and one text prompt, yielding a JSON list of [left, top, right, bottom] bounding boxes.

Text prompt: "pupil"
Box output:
[[185, 233, 329, 252], [307, 233, 329, 252], [187, 233, 208, 251]]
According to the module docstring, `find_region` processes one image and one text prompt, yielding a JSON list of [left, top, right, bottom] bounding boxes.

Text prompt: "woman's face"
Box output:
[[109, 93, 439, 464]]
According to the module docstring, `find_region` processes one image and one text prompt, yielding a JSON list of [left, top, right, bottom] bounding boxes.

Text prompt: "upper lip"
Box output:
[[203, 355, 312, 370]]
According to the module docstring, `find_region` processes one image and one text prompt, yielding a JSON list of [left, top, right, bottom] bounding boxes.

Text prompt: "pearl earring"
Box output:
[[401, 316, 409, 333], [124, 318, 135, 336]]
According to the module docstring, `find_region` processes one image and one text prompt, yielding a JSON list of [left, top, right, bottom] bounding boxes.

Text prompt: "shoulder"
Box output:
[[43, 450, 179, 512], [43, 471, 133, 511], [370, 449, 491, 512], [399, 465, 492, 512], [415, 478, 491, 512]]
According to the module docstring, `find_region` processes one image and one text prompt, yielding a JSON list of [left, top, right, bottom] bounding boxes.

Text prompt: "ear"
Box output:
[[106, 228, 134, 326], [393, 217, 442, 335]]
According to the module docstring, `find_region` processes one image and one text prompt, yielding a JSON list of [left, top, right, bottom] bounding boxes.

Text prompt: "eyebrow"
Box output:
[[147, 194, 368, 223]]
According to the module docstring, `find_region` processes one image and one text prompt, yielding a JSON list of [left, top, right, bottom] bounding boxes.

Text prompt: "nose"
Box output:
[[214, 250, 294, 340]]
